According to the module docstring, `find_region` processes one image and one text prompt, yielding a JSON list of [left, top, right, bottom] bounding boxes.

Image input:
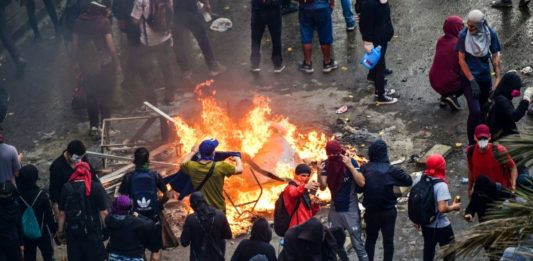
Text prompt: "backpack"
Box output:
[[273, 181, 301, 237], [64, 182, 94, 237], [407, 175, 443, 226], [19, 191, 44, 239], [130, 170, 159, 220], [145, 0, 173, 33]]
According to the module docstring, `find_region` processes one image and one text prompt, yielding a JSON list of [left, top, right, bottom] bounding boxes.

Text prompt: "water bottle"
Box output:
[[360, 46, 382, 70]]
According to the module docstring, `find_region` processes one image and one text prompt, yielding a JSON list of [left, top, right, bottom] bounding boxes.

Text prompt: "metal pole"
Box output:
[[143, 101, 180, 126], [86, 151, 179, 167]]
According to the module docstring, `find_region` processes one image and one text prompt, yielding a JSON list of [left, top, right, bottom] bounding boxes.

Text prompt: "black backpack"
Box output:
[[408, 175, 443, 226], [63, 182, 95, 237], [273, 181, 300, 237], [129, 170, 159, 221], [145, 0, 173, 33]]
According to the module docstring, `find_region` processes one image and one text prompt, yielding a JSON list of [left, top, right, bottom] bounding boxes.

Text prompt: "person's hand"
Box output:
[[305, 181, 319, 191], [319, 161, 326, 170], [203, 3, 211, 12], [356, 14, 360, 23], [523, 87, 533, 103], [132, 212, 139, 217], [451, 202, 461, 211], [493, 77, 501, 91], [311, 196, 322, 205], [413, 224, 420, 230], [467, 188, 473, 199], [191, 143, 200, 153], [470, 79, 480, 99], [363, 41, 374, 53], [341, 154, 352, 167], [464, 214, 473, 222]]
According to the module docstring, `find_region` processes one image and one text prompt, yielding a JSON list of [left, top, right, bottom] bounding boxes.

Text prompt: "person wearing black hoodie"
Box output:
[[231, 217, 277, 261], [361, 140, 412, 261], [488, 71, 533, 141], [180, 191, 232, 261], [0, 181, 23, 261], [359, 0, 396, 104], [17, 165, 56, 261]]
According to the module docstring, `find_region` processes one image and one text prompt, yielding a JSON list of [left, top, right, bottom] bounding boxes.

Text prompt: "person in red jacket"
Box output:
[[429, 16, 465, 111], [283, 164, 320, 228]]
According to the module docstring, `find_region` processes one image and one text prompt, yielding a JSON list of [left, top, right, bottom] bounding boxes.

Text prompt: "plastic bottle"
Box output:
[[360, 46, 382, 70]]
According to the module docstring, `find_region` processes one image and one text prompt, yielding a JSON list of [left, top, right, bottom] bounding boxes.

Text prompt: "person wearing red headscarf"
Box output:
[[421, 154, 461, 261], [318, 140, 368, 261]]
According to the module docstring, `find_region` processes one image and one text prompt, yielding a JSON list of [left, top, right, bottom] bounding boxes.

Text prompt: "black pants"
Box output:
[[23, 230, 54, 261], [173, 10, 217, 71], [85, 63, 116, 128], [422, 225, 455, 261], [464, 78, 492, 145], [66, 236, 105, 261], [26, 0, 59, 37], [466, 175, 513, 222], [364, 208, 396, 261], [251, 7, 283, 68], [137, 40, 176, 103], [0, 7, 21, 63], [0, 245, 22, 261], [368, 42, 388, 97]]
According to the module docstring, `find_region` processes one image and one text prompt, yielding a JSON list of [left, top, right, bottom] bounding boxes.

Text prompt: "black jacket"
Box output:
[[49, 153, 98, 203], [18, 189, 57, 238], [361, 140, 412, 212], [278, 218, 338, 261], [231, 218, 277, 261], [0, 196, 23, 247], [105, 214, 156, 257], [359, 0, 394, 44]]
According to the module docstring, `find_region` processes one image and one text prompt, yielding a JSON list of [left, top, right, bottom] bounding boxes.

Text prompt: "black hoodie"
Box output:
[[359, 0, 394, 44], [489, 72, 528, 140], [278, 218, 338, 261], [231, 218, 277, 261], [361, 140, 412, 212], [105, 214, 156, 257]]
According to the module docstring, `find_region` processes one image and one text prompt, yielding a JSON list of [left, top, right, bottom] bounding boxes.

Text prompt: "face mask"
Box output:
[[477, 139, 489, 150], [511, 89, 521, 98], [70, 154, 84, 163]]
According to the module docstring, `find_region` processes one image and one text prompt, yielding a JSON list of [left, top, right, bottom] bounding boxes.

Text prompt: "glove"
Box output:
[[523, 87, 533, 102], [470, 80, 480, 99], [363, 41, 374, 53]]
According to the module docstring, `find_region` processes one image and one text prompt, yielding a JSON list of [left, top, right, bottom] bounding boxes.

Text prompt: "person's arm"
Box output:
[[495, 96, 529, 123], [130, 0, 142, 25], [458, 51, 474, 81], [318, 161, 327, 190], [466, 147, 474, 199], [57, 210, 65, 233], [437, 200, 461, 214], [389, 166, 413, 186], [104, 33, 121, 72], [342, 155, 365, 187], [42, 193, 57, 234], [359, 2, 375, 51], [491, 52, 502, 88], [232, 156, 243, 174], [156, 174, 171, 206], [329, 0, 334, 11], [199, 0, 211, 12], [510, 164, 518, 192], [11, 148, 21, 178], [179, 144, 199, 165]]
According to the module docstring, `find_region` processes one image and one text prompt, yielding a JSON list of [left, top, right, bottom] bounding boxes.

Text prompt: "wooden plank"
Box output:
[[418, 144, 452, 164]]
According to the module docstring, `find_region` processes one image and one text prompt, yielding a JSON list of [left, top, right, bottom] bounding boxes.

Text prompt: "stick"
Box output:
[[143, 101, 180, 126], [86, 151, 179, 167]]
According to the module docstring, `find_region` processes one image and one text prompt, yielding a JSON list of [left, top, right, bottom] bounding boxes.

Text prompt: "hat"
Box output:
[[112, 195, 132, 215], [0, 181, 15, 199], [295, 164, 312, 175], [474, 124, 490, 139], [325, 140, 344, 155], [199, 139, 219, 158]]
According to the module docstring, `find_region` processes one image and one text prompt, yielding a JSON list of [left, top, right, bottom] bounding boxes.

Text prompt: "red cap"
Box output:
[[474, 124, 490, 139]]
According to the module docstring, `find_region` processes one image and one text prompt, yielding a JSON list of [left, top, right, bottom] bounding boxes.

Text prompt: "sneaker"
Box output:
[[439, 96, 447, 107], [491, 0, 513, 8], [89, 126, 100, 137], [519, 0, 530, 7], [251, 66, 261, 73], [375, 89, 396, 97], [384, 68, 393, 75], [209, 63, 227, 76], [376, 95, 398, 105], [299, 62, 314, 74], [323, 59, 339, 73], [273, 64, 286, 73], [346, 24, 357, 31], [15, 58, 26, 79], [444, 95, 462, 110]]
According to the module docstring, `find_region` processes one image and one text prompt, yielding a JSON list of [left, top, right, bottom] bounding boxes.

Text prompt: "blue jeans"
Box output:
[[340, 0, 355, 27], [298, 7, 333, 45]]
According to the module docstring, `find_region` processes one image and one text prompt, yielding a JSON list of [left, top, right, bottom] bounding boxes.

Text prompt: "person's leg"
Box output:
[[317, 8, 334, 64], [346, 211, 369, 261], [267, 7, 283, 68], [374, 42, 388, 98], [187, 11, 218, 70], [98, 63, 116, 123], [23, 238, 38, 261], [82, 238, 106, 261], [137, 46, 157, 105], [172, 21, 192, 73], [381, 208, 396, 261], [422, 226, 438, 261], [42, 0, 60, 33], [154, 41, 177, 102], [84, 74, 100, 128], [330, 227, 349, 261], [340, 0, 355, 28], [250, 9, 266, 69], [67, 238, 83, 261], [438, 225, 455, 261], [0, 8, 21, 62], [299, 9, 313, 65], [364, 211, 380, 261], [26, 0, 40, 38], [478, 80, 492, 109], [464, 78, 482, 145]]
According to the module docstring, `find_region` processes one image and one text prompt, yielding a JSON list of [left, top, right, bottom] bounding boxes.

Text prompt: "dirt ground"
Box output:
[[1, 0, 533, 260]]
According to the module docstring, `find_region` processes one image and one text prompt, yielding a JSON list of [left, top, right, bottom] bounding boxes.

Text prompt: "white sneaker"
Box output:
[[89, 126, 100, 137], [273, 64, 286, 73]]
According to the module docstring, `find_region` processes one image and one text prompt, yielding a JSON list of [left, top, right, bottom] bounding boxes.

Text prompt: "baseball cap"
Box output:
[[474, 124, 490, 139]]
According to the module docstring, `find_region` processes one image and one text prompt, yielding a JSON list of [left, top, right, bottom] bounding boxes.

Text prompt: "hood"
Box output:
[[368, 139, 390, 163], [443, 16, 464, 38], [494, 71, 522, 99], [17, 165, 39, 192], [297, 218, 324, 243], [250, 217, 272, 243]]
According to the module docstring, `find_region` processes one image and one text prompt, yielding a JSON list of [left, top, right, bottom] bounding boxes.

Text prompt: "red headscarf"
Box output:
[[425, 154, 448, 184], [325, 140, 346, 193], [68, 162, 92, 196]]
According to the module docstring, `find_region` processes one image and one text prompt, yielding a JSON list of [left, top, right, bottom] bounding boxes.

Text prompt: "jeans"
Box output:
[[26, 0, 59, 37], [364, 208, 396, 261], [340, 0, 355, 27], [298, 7, 333, 45], [23, 228, 54, 261], [173, 10, 217, 71], [85, 63, 116, 128], [422, 225, 455, 261], [0, 7, 21, 62], [464, 78, 492, 145], [368, 42, 388, 97], [138, 40, 176, 103], [251, 7, 283, 68], [66, 236, 105, 261], [0, 245, 22, 261]]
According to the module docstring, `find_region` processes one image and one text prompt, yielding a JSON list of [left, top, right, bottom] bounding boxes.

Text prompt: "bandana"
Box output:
[[68, 162, 92, 196]]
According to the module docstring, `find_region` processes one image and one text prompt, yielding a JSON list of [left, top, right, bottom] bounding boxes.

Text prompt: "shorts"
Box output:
[[298, 7, 333, 45], [108, 253, 144, 261], [144, 223, 163, 252]]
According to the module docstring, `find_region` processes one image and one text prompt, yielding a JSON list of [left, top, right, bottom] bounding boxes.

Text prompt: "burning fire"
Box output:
[[172, 80, 365, 235]]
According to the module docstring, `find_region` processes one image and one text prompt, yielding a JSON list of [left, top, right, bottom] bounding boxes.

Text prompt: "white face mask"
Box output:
[[380, 0, 388, 3], [477, 139, 489, 149]]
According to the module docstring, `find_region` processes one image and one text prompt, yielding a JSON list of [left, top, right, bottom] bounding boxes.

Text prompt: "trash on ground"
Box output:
[[210, 18, 233, 32], [336, 105, 348, 114], [521, 66, 533, 75]]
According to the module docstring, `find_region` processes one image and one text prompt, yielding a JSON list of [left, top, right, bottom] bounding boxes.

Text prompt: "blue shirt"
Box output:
[[321, 158, 361, 212], [456, 28, 501, 82], [424, 178, 451, 228], [300, 0, 329, 10]]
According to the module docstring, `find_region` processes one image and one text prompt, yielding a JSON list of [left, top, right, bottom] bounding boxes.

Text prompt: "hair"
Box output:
[[133, 147, 150, 167], [467, 9, 484, 23], [66, 140, 86, 156]]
